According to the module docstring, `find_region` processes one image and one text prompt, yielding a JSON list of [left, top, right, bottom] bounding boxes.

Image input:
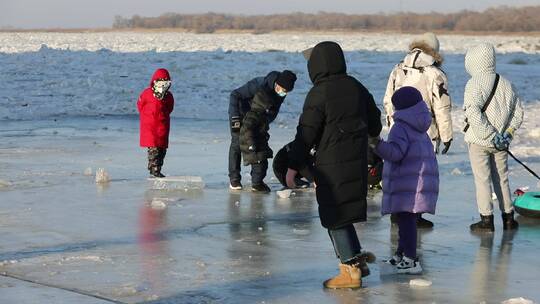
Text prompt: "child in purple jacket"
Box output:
[[371, 86, 439, 274]]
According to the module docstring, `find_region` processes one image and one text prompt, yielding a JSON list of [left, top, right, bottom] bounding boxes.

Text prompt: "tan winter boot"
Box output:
[[323, 263, 362, 289]]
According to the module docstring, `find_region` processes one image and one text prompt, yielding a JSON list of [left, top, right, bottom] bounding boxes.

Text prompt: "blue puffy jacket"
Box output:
[[228, 71, 283, 122]]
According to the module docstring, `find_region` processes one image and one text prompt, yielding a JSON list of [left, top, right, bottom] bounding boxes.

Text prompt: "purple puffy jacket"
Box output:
[[375, 101, 439, 215]]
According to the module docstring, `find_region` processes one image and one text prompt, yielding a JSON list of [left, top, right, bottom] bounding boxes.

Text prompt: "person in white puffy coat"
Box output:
[[383, 32, 453, 155], [383, 32, 452, 229], [464, 43, 523, 232]]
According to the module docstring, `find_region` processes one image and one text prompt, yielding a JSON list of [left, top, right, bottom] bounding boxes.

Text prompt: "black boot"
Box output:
[[502, 211, 519, 231], [251, 182, 271, 193], [348, 251, 376, 278], [417, 214, 434, 229], [470, 214, 495, 232], [150, 167, 165, 178], [390, 213, 398, 226]]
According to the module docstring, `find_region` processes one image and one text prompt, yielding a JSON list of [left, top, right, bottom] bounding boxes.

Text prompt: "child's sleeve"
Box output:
[[508, 85, 523, 132], [242, 114, 258, 149], [167, 94, 175, 114], [137, 94, 145, 113], [375, 125, 409, 162]]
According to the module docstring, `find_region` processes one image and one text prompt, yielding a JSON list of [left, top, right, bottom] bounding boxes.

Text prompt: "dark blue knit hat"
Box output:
[[392, 86, 423, 110], [276, 70, 297, 92]]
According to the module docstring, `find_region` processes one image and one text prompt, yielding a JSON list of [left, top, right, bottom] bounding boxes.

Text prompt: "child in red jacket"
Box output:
[[137, 68, 174, 177]]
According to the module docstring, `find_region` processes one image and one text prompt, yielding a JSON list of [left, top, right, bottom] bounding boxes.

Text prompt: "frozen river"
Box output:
[[1, 32, 540, 303], [1, 116, 539, 303]]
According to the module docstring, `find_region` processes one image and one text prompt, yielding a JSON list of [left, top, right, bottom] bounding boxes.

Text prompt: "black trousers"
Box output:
[[228, 131, 268, 185]]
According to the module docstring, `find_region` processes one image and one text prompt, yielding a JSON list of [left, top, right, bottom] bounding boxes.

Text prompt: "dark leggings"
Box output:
[[396, 212, 417, 259]]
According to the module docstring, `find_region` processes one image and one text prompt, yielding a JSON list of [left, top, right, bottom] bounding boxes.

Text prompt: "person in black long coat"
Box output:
[[286, 41, 382, 289]]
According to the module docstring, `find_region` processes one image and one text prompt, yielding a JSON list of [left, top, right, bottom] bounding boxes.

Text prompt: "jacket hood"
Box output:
[[149, 68, 171, 87], [407, 41, 443, 65], [465, 43, 496, 77], [251, 90, 275, 114], [393, 101, 432, 133], [307, 41, 347, 84], [403, 47, 441, 69], [264, 71, 280, 95]]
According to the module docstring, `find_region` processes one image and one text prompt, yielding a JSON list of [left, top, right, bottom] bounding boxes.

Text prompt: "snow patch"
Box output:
[[62, 255, 107, 263], [410, 279, 433, 288], [150, 176, 205, 190], [150, 199, 167, 210], [502, 298, 535, 304], [1, 32, 539, 54], [451, 168, 464, 176], [0, 260, 19, 267], [292, 229, 310, 236], [83, 167, 93, 176], [113, 284, 140, 297], [0, 180, 11, 189]]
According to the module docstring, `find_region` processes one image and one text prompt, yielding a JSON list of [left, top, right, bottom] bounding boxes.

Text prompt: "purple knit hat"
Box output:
[[392, 86, 423, 110]]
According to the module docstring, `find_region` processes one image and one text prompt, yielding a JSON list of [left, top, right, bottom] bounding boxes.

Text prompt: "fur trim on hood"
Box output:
[[409, 41, 443, 66]]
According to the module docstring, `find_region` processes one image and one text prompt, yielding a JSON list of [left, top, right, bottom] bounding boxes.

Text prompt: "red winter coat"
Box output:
[[137, 69, 174, 148]]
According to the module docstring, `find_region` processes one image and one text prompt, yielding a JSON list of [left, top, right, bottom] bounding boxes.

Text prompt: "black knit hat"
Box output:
[[392, 86, 423, 110], [275, 70, 297, 92]]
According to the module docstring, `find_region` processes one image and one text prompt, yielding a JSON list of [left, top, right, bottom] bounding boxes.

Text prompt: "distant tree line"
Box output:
[[112, 6, 540, 33]]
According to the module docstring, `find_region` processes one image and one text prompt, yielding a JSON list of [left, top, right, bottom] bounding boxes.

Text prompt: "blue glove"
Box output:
[[492, 129, 514, 151]]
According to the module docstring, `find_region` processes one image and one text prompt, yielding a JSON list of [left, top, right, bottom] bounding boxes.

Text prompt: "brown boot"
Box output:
[[323, 263, 362, 289]]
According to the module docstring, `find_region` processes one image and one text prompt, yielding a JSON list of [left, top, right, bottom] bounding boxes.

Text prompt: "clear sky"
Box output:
[[1, 0, 538, 29]]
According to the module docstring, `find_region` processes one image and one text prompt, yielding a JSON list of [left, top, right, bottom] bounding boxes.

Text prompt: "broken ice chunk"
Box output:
[[95, 168, 110, 183], [277, 189, 292, 199]]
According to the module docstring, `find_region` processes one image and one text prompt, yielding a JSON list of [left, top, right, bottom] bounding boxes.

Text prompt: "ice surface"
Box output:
[[1, 117, 539, 303], [1, 32, 539, 303], [83, 167, 93, 176]]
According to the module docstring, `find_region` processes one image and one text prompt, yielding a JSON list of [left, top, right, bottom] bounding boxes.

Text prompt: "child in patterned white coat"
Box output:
[[464, 43, 523, 232]]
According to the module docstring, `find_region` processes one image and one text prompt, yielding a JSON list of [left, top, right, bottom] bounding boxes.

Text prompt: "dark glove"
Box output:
[[493, 129, 513, 151], [441, 140, 452, 155], [230, 116, 241, 133]]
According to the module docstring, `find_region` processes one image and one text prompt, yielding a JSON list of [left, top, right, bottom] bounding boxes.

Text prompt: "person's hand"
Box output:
[[230, 116, 241, 133], [286, 168, 298, 189], [441, 139, 452, 154], [368, 136, 381, 150], [503, 128, 515, 141], [493, 128, 514, 151]]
